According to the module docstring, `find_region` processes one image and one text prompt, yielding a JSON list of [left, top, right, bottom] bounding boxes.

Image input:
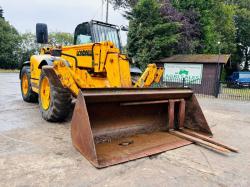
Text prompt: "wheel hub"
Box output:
[[40, 76, 50, 110], [22, 74, 29, 95]]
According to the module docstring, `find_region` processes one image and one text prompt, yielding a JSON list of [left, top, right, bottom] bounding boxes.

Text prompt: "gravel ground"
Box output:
[[0, 73, 250, 187]]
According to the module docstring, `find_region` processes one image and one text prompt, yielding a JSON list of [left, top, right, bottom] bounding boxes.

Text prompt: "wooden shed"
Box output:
[[156, 54, 231, 96]]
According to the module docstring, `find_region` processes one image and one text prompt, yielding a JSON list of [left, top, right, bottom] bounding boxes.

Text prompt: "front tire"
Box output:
[[20, 66, 38, 102], [38, 72, 72, 122]]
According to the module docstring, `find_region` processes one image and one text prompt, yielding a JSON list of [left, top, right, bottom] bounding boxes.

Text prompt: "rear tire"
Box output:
[[38, 71, 72, 122], [20, 66, 38, 102]]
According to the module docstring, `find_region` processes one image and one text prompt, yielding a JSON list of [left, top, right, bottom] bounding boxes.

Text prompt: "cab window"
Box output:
[[74, 23, 92, 45], [76, 35, 92, 44]]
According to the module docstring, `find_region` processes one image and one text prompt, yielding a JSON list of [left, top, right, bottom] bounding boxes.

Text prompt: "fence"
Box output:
[[159, 78, 250, 100]]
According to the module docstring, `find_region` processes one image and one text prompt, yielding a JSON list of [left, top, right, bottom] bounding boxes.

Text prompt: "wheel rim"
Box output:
[[22, 73, 29, 96], [40, 76, 50, 110]]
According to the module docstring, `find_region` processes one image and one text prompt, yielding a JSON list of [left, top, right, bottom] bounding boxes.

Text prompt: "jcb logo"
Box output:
[[76, 50, 92, 56]]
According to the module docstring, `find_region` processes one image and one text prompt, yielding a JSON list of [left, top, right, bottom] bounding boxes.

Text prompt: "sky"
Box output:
[[0, 0, 129, 44]]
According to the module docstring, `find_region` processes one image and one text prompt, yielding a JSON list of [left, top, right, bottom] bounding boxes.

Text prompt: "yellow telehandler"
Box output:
[[20, 20, 237, 168]]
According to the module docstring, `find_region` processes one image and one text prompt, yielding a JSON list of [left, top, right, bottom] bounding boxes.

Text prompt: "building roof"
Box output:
[[157, 54, 231, 64]]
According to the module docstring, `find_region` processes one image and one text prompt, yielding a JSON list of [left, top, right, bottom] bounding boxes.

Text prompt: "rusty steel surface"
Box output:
[[170, 131, 231, 153], [71, 92, 98, 166], [79, 88, 193, 103], [168, 100, 175, 130], [184, 95, 213, 136], [95, 132, 191, 167], [120, 99, 171, 106], [178, 99, 185, 129], [180, 129, 238, 153], [71, 88, 213, 168]]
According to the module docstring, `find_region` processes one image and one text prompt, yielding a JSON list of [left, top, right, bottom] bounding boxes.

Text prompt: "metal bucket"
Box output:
[[71, 88, 212, 168]]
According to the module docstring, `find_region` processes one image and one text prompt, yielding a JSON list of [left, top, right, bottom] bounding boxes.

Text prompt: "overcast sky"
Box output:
[[1, 0, 129, 43]]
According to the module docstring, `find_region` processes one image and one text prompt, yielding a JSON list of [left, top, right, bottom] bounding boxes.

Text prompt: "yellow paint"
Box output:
[[134, 64, 164, 88], [21, 73, 29, 95], [117, 55, 131, 87], [32, 87, 39, 93], [29, 41, 164, 97], [30, 55, 51, 81], [155, 67, 164, 83], [31, 79, 39, 85], [40, 76, 50, 110]]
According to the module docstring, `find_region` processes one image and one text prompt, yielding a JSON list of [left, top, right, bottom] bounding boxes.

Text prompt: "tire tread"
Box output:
[[39, 72, 72, 122]]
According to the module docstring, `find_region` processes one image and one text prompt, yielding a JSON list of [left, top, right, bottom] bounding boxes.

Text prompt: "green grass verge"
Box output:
[[221, 84, 250, 97], [0, 69, 19, 73]]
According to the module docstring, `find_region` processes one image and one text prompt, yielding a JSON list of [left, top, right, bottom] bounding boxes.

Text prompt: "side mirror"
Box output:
[[36, 23, 48, 44]]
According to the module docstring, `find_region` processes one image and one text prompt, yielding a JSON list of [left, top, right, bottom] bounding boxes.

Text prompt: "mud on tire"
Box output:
[[39, 72, 72, 122]]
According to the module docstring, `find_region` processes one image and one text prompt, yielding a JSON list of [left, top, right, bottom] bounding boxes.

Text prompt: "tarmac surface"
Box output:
[[0, 73, 250, 187]]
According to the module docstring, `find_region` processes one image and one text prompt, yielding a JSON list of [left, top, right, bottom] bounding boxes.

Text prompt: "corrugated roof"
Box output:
[[157, 54, 231, 64]]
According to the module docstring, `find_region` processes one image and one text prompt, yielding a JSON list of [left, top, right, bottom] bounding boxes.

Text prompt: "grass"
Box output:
[[0, 69, 19, 73], [221, 84, 250, 98]]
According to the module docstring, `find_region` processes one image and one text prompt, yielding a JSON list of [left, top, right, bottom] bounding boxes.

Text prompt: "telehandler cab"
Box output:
[[20, 20, 237, 168]]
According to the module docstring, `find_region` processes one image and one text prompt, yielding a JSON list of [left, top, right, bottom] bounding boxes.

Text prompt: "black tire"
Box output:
[[38, 72, 72, 122], [20, 66, 38, 102]]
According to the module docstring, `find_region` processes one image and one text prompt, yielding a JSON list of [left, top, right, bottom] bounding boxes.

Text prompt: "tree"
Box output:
[[214, 3, 236, 54], [0, 7, 73, 70], [17, 32, 74, 67], [110, 0, 138, 9], [127, 0, 180, 69], [49, 32, 74, 46], [235, 8, 250, 70], [18, 32, 40, 67], [0, 6, 3, 19], [223, 0, 250, 70], [172, 0, 236, 55], [160, 0, 201, 54], [0, 18, 21, 69], [227, 0, 250, 9]]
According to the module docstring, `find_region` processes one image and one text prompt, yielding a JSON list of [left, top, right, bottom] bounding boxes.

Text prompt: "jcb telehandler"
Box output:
[[20, 20, 237, 168]]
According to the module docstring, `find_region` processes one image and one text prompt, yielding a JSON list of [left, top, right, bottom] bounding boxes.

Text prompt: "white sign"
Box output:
[[163, 63, 203, 84]]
